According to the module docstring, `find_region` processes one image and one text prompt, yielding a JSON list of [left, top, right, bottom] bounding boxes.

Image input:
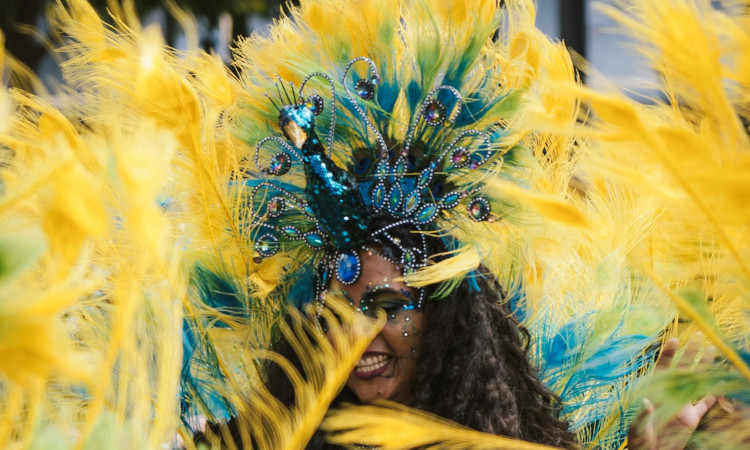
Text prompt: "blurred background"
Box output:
[[0, 0, 656, 92]]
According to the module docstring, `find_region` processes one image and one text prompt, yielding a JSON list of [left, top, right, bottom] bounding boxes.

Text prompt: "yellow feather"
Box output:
[[485, 178, 590, 228], [322, 401, 557, 449]]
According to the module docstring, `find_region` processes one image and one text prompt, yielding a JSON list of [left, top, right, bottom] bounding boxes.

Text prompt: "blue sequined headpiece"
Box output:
[[250, 57, 504, 308]]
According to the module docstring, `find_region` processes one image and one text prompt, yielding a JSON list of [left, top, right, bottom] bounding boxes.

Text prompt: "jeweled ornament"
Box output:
[[355, 79, 375, 100], [423, 100, 446, 126], [305, 233, 325, 247], [336, 250, 361, 284], [467, 197, 491, 221], [451, 147, 470, 168], [255, 234, 279, 257], [305, 94, 324, 115], [267, 196, 285, 218], [269, 152, 291, 175]]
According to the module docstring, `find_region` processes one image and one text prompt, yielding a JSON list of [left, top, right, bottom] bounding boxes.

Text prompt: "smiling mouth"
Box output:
[[353, 354, 392, 379]]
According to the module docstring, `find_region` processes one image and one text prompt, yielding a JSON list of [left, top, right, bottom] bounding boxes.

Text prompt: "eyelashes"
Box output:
[[359, 296, 415, 319]]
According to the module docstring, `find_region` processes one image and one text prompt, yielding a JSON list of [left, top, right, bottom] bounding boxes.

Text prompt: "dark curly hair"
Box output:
[[198, 218, 574, 448]]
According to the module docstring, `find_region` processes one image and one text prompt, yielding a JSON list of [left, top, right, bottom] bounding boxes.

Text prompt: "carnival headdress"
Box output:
[[246, 44, 519, 307]]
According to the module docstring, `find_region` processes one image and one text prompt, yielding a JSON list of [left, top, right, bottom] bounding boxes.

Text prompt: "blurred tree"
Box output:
[[0, 0, 50, 75], [0, 0, 298, 72]]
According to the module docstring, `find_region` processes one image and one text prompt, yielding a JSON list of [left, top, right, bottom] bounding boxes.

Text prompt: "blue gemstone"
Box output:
[[305, 233, 324, 247], [389, 185, 402, 210], [373, 183, 386, 207], [404, 191, 420, 214], [418, 168, 432, 186], [416, 205, 438, 223], [337, 251, 360, 284], [440, 192, 460, 207]]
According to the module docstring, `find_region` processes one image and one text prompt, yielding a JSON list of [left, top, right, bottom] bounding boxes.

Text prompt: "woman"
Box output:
[[258, 218, 575, 449]]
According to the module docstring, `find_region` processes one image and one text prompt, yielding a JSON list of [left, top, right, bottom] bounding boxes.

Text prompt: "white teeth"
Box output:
[[355, 354, 391, 372]]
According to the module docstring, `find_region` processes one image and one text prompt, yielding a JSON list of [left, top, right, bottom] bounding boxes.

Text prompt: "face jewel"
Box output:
[[305, 94, 324, 116], [255, 233, 279, 257], [336, 250, 361, 285], [304, 233, 325, 248], [269, 152, 291, 175], [281, 226, 301, 238], [372, 182, 386, 208], [415, 204, 438, 224], [423, 99, 446, 126], [404, 190, 420, 214], [467, 197, 491, 221], [267, 196, 285, 218], [439, 192, 461, 208], [451, 147, 470, 168], [354, 78, 375, 100], [389, 184, 402, 211]]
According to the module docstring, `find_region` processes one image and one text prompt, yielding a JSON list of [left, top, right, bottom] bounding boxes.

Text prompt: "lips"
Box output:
[[352, 352, 392, 380]]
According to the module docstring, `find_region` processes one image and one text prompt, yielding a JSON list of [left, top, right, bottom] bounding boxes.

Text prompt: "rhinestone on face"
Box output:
[[269, 152, 291, 175], [467, 197, 491, 221], [267, 196, 285, 218], [355, 78, 375, 100], [255, 234, 279, 257], [336, 250, 361, 285], [451, 147, 470, 168], [423, 99, 446, 126]]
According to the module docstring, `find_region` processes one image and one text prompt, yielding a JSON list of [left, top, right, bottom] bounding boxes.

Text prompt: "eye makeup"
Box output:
[[358, 286, 416, 319]]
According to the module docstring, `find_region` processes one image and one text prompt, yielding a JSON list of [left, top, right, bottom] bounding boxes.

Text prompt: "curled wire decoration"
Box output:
[[299, 72, 337, 157], [403, 85, 465, 155], [249, 181, 311, 223], [341, 57, 388, 158], [254, 137, 304, 172], [436, 130, 493, 169]]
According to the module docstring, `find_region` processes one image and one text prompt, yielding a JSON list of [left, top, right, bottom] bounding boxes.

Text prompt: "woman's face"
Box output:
[[328, 250, 425, 404]]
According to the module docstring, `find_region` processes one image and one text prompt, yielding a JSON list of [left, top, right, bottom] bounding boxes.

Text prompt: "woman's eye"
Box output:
[[372, 300, 415, 317]]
